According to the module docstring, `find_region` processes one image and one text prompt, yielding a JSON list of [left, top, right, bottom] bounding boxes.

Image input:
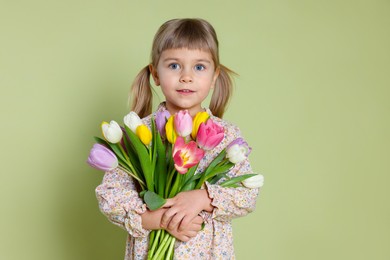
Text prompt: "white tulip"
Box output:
[[124, 111, 143, 133], [242, 174, 264, 188], [101, 120, 123, 143], [226, 138, 252, 164]]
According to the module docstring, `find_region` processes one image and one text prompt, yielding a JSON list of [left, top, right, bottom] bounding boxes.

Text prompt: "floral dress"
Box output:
[[95, 103, 260, 259]]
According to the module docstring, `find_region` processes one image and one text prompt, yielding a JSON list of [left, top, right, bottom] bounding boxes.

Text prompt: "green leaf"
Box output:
[[125, 125, 154, 191], [151, 118, 159, 191], [203, 149, 227, 176], [144, 190, 166, 210], [94, 136, 107, 145], [183, 165, 198, 184], [208, 172, 228, 184], [168, 173, 183, 198], [122, 132, 140, 167], [206, 162, 234, 179], [219, 173, 258, 188], [194, 150, 227, 190], [155, 127, 167, 196], [139, 190, 147, 198], [180, 180, 195, 192]]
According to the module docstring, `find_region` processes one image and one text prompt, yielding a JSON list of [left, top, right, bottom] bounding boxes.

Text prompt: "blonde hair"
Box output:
[[130, 18, 236, 118]]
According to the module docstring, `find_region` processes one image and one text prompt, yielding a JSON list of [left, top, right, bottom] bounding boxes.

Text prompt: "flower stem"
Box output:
[[151, 233, 171, 260], [165, 168, 177, 198], [148, 230, 161, 259], [118, 165, 145, 189], [118, 143, 130, 163], [165, 237, 176, 260]]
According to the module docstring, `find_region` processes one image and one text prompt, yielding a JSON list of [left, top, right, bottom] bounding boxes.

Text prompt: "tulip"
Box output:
[[101, 121, 123, 143], [124, 111, 143, 133], [242, 174, 264, 188], [226, 138, 252, 164], [196, 119, 224, 150], [191, 111, 209, 139], [174, 110, 193, 137], [136, 124, 152, 146], [87, 143, 118, 171], [155, 110, 171, 137], [165, 115, 177, 144], [173, 136, 205, 174]]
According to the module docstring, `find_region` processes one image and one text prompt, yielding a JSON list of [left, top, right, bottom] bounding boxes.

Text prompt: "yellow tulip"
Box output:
[[165, 115, 177, 144], [136, 124, 152, 145], [191, 111, 209, 139]]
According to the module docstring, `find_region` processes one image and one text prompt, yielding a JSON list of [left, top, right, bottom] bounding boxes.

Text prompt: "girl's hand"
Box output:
[[161, 189, 213, 232], [165, 215, 204, 242], [141, 208, 167, 230]]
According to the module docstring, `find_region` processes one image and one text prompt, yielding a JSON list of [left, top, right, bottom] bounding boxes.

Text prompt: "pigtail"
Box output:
[[209, 64, 237, 118], [129, 65, 153, 118]]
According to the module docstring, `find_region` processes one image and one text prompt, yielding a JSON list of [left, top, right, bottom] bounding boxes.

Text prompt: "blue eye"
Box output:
[[169, 63, 180, 70], [195, 64, 205, 71]]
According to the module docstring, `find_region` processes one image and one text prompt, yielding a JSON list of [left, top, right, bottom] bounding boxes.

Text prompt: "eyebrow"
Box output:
[[162, 58, 212, 64]]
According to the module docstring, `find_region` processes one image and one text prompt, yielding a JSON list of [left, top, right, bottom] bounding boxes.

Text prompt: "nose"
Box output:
[[179, 69, 193, 83]]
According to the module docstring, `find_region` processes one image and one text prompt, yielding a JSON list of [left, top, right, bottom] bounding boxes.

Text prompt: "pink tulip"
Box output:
[[174, 110, 193, 137], [196, 119, 225, 150], [173, 136, 205, 174]]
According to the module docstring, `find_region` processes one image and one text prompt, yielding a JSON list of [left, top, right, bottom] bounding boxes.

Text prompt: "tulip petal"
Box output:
[[166, 115, 177, 144], [101, 121, 123, 143], [174, 110, 193, 137], [87, 143, 118, 171], [124, 111, 143, 133], [242, 174, 264, 188], [136, 124, 152, 145], [172, 136, 204, 174], [196, 119, 224, 150], [192, 111, 209, 139]]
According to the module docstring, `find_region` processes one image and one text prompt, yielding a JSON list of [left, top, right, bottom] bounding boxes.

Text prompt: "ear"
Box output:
[[211, 66, 220, 89], [149, 64, 160, 86]]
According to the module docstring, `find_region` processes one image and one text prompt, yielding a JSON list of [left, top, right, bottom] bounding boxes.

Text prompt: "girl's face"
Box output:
[[150, 48, 219, 117]]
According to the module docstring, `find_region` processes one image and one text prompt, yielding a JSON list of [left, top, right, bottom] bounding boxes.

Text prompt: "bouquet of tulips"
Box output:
[[87, 109, 264, 260]]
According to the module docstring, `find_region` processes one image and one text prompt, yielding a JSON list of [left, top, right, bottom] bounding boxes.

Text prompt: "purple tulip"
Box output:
[[226, 138, 252, 164], [196, 119, 224, 150], [87, 143, 118, 171], [155, 110, 171, 137]]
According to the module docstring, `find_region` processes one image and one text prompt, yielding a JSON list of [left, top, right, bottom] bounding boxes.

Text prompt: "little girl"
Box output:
[[96, 18, 260, 259]]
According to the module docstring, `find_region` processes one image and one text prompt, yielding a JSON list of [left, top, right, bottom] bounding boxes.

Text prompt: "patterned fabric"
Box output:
[[95, 103, 260, 259]]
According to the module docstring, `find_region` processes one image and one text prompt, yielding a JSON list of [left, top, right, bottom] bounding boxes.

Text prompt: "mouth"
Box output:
[[177, 89, 195, 94]]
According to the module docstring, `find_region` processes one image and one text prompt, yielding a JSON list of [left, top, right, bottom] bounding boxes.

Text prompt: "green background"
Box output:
[[1, 1, 389, 259]]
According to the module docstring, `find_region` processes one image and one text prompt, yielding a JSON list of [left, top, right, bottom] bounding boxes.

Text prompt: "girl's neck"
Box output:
[[165, 102, 205, 117]]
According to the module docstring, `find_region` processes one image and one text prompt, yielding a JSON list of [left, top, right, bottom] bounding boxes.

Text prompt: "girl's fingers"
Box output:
[[179, 215, 193, 231], [163, 198, 175, 208], [185, 230, 198, 238], [180, 215, 204, 231], [160, 207, 176, 228], [167, 212, 184, 230], [191, 215, 204, 225], [178, 235, 190, 242]]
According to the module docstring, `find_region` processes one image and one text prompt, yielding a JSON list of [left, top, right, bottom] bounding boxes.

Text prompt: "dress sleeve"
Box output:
[[200, 120, 261, 223], [95, 167, 150, 238], [204, 158, 260, 222]]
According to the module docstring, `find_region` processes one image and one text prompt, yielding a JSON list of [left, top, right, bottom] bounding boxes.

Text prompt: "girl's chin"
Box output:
[[166, 103, 203, 116]]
